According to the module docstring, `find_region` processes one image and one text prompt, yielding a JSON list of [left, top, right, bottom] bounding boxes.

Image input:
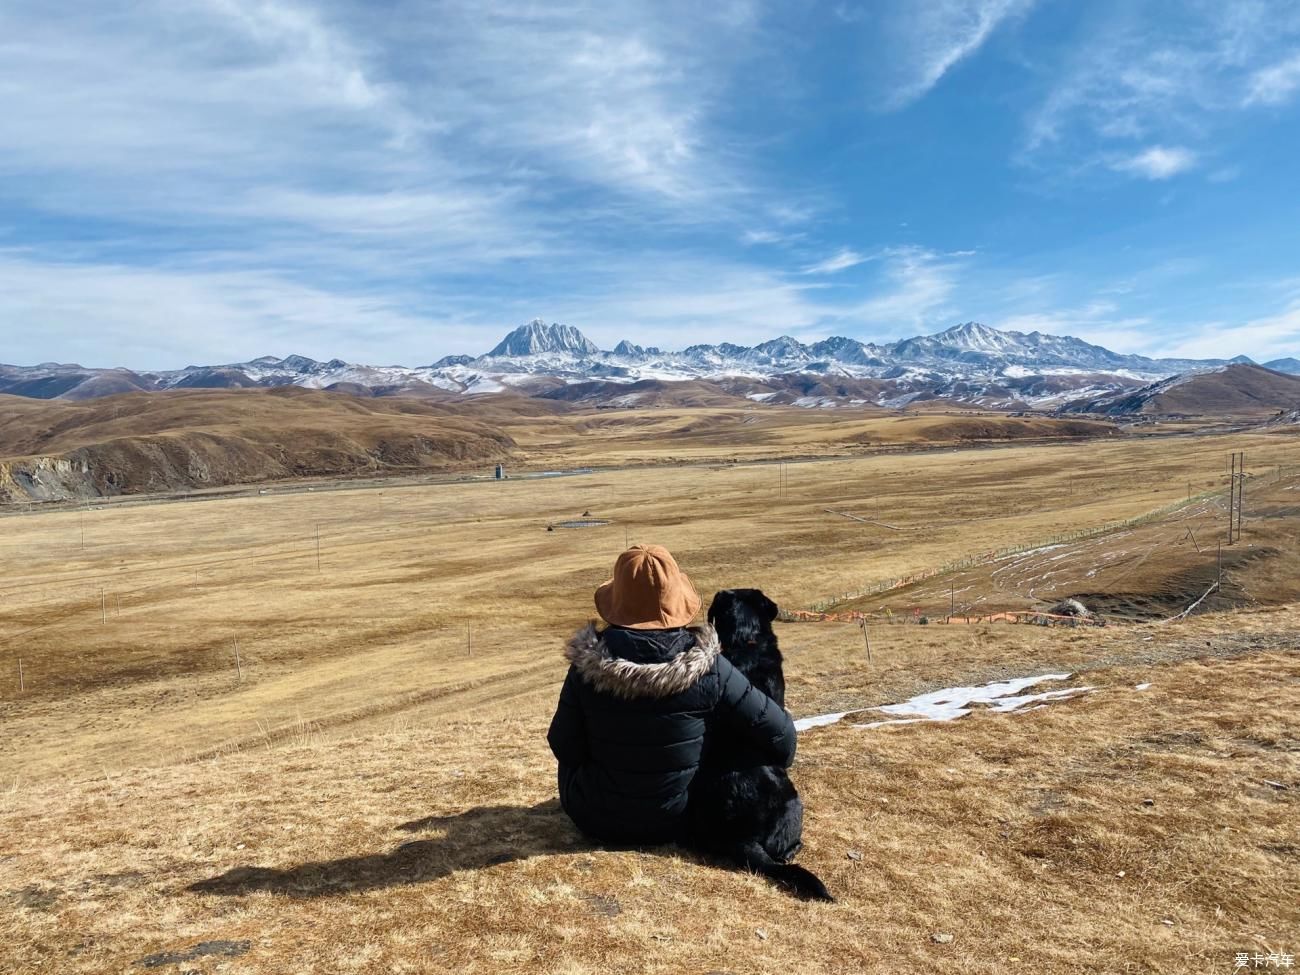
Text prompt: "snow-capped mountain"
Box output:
[[1, 319, 1285, 412], [487, 320, 601, 357]]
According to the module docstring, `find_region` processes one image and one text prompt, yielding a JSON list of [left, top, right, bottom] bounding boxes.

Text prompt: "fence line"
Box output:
[[788, 469, 1286, 617], [782, 608, 1104, 627]]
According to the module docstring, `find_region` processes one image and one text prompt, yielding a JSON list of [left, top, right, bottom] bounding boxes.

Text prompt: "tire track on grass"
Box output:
[[185, 659, 561, 762]]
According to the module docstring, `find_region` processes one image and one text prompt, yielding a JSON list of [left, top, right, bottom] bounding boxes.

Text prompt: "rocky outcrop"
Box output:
[[0, 419, 514, 504]]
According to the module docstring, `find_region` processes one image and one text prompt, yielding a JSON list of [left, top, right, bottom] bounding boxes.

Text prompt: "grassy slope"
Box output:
[[1, 611, 1296, 974], [1, 419, 1297, 972], [2, 431, 1297, 781]]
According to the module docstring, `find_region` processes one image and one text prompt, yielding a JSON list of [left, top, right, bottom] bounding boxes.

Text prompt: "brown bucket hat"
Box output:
[[594, 544, 702, 630]]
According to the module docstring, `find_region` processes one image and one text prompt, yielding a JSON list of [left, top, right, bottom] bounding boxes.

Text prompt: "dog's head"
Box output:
[[708, 588, 779, 654]]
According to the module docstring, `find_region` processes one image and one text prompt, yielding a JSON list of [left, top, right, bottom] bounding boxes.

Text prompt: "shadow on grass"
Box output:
[[188, 799, 595, 898]]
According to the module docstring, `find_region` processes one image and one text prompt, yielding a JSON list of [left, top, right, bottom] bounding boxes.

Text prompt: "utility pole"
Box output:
[[315, 523, 322, 573], [1228, 452, 1245, 544], [17, 657, 24, 692], [1228, 453, 1236, 544], [234, 639, 243, 683], [1232, 452, 1242, 538]]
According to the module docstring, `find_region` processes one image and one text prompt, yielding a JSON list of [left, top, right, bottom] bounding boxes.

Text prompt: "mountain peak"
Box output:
[[488, 320, 602, 358], [278, 354, 322, 372], [1264, 357, 1300, 375], [935, 322, 1014, 350]]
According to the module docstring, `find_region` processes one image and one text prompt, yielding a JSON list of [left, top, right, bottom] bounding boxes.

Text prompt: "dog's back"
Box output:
[[695, 589, 833, 902]]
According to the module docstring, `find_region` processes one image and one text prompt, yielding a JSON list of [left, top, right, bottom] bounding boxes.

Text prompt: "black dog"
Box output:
[[686, 588, 833, 901]]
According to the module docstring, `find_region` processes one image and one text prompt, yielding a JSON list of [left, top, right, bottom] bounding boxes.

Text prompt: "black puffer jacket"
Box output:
[[547, 623, 796, 845]]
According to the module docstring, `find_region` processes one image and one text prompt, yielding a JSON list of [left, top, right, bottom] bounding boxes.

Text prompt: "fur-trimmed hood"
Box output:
[[565, 623, 720, 700]]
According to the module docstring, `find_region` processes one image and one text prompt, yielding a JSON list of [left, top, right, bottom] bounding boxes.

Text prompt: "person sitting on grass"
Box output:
[[547, 544, 795, 846]]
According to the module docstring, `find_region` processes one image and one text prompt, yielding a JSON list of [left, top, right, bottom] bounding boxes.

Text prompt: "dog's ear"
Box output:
[[758, 591, 779, 623], [708, 590, 732, 629]]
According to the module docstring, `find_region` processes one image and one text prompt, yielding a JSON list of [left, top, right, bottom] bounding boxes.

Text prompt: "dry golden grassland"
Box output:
[[498, 403, 1121, 467], [0, 415, 1297, 973]]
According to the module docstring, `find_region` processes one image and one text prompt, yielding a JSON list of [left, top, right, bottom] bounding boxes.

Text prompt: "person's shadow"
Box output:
[[188, 799, 593, 898]]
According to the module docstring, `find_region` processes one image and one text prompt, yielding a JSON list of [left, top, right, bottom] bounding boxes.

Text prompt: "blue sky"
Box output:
[[2, 0, 1299, 369]]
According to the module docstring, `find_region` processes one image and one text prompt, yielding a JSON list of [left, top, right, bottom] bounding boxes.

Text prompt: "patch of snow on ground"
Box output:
[[1135, 682, 1152, 690], [463, 376, 507, 394], [879, 391, 923, 408], [798, 673, 1087, 733], [869, 673, 1076, 722], [995, 544, 1064, 562], [793, 710, 870, 731]]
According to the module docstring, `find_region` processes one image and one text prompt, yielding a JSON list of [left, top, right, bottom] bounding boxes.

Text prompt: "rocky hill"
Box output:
[[0, 388, 515, 502]]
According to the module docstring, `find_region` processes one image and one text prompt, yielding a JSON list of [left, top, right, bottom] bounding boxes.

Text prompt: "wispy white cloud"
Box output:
[[1024, 3, 1300, 175], [988, 267, 1300, 361], [847, 246, 968, 332], [876, 0, 1035, 108], [0, 0, 1295, 371], [1162, 302, 1300, 361], [995, 302, 1156, 356], [0, 0, 805, 363], [544, 257, 835, 349], [1243, 52, 1300, 106], [0, 0, 766, 244], [803, 249, 869, 274], [1111, 145, 1197, 180], [0, 253, 467, 369]]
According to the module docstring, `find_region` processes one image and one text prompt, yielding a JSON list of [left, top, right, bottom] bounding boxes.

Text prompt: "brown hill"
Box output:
[[0, 387, 515, 502], [1073, 364, 1300, 416]]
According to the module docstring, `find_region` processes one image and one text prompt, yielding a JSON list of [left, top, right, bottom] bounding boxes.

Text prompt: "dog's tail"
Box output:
[[740, 841, 834, 902]]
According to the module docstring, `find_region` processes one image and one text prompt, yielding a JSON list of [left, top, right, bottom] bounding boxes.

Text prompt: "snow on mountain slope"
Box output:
[[0, 320, 1260, 411], [487, 320, 600, 357]]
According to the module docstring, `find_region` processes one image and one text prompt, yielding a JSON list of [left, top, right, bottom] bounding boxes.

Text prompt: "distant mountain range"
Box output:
[[3, 319, 1297, 412]]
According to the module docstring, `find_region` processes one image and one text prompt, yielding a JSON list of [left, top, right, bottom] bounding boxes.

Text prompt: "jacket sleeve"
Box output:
[[712, 656, 797, 768], [547, 668, 588, 766]]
